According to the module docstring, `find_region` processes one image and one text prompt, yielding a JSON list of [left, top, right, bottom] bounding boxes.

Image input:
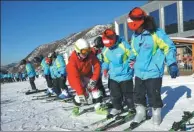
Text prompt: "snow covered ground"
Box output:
[[1, 75, 194, 131]]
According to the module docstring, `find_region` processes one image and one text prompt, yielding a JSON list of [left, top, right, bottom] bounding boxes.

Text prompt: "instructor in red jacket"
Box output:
[[67, 38, 108, 115]]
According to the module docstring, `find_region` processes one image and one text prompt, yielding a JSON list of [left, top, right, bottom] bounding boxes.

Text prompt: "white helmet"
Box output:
[[74, 38, 89, 53]]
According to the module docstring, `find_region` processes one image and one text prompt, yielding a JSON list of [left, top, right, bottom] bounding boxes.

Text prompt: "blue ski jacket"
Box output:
[[52, 55, 66, 78], [129, 28, 177, 80], [41, 58, 50, 75], [25, 62, 36, 78], [49, 63, 57, 79], [102, 37, 134, 82]]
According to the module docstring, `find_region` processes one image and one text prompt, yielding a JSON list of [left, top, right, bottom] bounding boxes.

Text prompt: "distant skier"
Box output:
[[20, 59, 38, 91], [19, 72, 23, 81], [91, 36, 108, 97], [33, 55, 54, 95], [48, 52, 71, 99], [101, 29, 135, 119], [15, 73, 19, 82], [22, 72, 26, 81], [127, 7, 179, 126], [67, 38, 108, 116]]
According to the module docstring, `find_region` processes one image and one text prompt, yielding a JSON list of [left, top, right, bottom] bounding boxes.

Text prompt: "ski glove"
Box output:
[[78, 95, 87, 104], [169, 63, 179, 78], [87, 79, 97, 90]]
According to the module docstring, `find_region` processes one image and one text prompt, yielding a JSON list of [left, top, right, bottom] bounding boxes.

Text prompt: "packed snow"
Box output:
[[1, 75, 194, 131]]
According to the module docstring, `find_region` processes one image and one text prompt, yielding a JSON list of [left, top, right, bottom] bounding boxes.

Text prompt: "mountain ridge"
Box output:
[[2, 24, 114, 73]]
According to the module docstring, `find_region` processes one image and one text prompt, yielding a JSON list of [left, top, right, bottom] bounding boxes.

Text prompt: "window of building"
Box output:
[[150, 10, 160, 27], [119, 23, 125, 38], [183, 1, 194, 31], [164, 3, 178, 34]]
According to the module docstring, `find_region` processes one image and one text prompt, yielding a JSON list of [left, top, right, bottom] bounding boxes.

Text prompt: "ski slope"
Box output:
[[1, 75, 194, 131]]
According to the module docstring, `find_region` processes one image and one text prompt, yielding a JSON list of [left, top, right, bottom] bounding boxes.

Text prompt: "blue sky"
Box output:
[[1, 1, 147, 65]]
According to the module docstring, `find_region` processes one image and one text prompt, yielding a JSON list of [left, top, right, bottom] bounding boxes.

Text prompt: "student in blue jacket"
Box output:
[[92, 36, 108, 97], [21, 59, 38, 91], [127, 7, 179, 126], [33, 55, 53, 95], [101, 29, 135, 119], [48, 52, 70, 99]]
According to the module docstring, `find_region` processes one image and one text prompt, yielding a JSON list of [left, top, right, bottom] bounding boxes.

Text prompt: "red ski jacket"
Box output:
[[66, 51, 101, 95]]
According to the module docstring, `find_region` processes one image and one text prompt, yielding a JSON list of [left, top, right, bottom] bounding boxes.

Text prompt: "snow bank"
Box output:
[[1, 75, 194, 131]]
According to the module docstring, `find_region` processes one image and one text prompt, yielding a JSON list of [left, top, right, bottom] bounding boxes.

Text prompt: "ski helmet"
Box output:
[[33, 55, 43, 63], [127, 7, 147, 31], [39, 54, 44, 61], [74, 38, 90, 55], [93, 36, 104, 49], [45, 57, 52, 64], [102, 29, 116, 48], [48, 52, 57, 58], [20, 59, 26, 65]]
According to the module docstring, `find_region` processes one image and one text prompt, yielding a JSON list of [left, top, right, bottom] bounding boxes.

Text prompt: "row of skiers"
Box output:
[[0, 72, 27, 84], [21, 7, 179, 126]]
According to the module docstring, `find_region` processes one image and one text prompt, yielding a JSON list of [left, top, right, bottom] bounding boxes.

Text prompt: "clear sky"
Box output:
[[1, 1, 147, 66]]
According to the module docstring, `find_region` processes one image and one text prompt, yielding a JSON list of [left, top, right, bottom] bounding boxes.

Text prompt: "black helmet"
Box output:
[[93, 36, 104, 49], [48, 52, 57, 58], [20, 59, 26, 65], [33, 56, 42, 63], [39, 54, 44, 61]]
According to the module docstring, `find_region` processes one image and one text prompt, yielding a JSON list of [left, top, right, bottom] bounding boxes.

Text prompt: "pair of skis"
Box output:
[[32, 94, 56, 100], [169, 111, 194, 131], [32, 94, 73, 103], [25, 89, 47, 95], [83, 110, 130, 131], [84, 107, 151, 131], [94, 113, 151, 131]]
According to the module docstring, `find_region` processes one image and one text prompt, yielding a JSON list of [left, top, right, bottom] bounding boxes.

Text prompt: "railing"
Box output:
[[177, 61, 193, 75]]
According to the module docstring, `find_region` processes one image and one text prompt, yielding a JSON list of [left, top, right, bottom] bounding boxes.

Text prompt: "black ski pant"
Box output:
[[52, 76, 68, 96], [134, 77, 163, 108], [97, 77, 106, 97], [52, 78, 60, 95], [109, 79, 134, 110], [45, 75, 53, 88], [29, 76, 37, 90]]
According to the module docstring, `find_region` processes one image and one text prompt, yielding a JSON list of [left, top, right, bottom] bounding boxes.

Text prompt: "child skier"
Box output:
[[101, 29, 135, 119], [33, 55, 54, 96], [127, 7, 179, 126], [20, 59, 38, 91], [91, 36, 108, 97]]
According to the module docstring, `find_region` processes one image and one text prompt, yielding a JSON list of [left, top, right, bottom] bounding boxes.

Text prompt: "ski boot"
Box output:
[[32, 89, 38, 92], [152, 108, 162, 125], [58, 90, 71, 99], [94, 103, 108, 115], [106, 108, 122, 119], [128, 108, 136, 116], [45, 88, 56, 96], [72, 106, 80, 116], [130, 104, 146, 128]]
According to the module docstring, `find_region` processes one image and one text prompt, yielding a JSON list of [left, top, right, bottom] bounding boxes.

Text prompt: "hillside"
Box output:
[[5, 24, 113, 73]]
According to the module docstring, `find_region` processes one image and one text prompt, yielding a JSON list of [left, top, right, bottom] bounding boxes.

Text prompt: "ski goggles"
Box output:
[[80, 48, 91, 55]]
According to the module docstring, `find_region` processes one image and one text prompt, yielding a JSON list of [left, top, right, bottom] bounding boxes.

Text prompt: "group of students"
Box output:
[[0, 72, 27, 84], [20, 7, 179, 126], [66, 7, 179, 126], [20, 51, 71, 99]]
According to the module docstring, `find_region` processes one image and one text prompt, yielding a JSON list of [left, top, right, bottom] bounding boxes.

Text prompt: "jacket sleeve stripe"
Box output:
[[153, 33, 169, 55]]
